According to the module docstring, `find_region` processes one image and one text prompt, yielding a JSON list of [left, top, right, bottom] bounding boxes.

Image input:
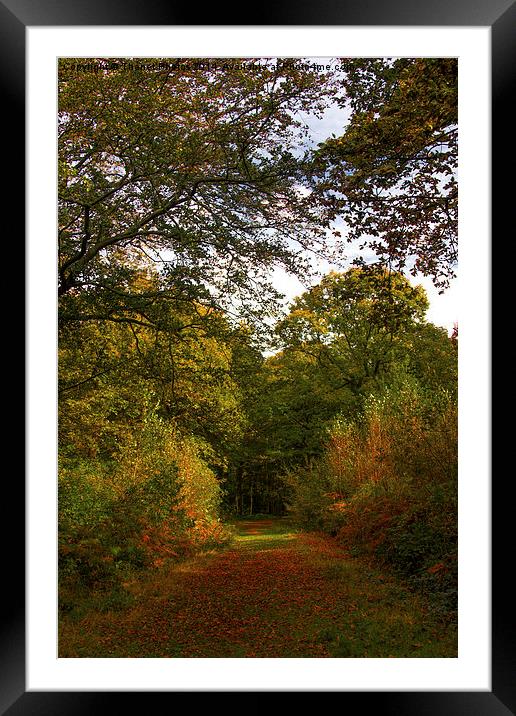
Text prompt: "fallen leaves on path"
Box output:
[[59, 518, 457, 658]]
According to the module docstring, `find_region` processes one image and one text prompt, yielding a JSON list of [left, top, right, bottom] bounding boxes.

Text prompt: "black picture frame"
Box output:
[[12, 0, 504, 711]]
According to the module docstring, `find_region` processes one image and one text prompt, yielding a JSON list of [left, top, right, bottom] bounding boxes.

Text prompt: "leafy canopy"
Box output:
[[58, 58, 338, 330], [311, 58, 458, 290], [276, 267, 429, 392]]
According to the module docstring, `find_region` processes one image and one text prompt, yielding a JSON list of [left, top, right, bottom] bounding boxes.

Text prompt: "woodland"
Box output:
[[58, 57, 458, 657]]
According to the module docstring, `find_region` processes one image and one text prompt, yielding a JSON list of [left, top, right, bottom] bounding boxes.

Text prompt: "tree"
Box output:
[[58, 56, 459, 532], [275, 267, 429, 394], [404, 322, 458, 396], [58, 58, 337, 332], [311, 58, 458, 290], [59, 273, 256, 467], [227, 268, 431, 497]]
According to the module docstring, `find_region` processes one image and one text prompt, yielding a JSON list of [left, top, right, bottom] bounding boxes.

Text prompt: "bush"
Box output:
[[283, 462, 333, 531], [285, 374, 457, 615], [59, 412, 230, 597]]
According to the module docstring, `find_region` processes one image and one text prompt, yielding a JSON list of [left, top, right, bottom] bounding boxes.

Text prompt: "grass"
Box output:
[[59, 517, 457, 658]]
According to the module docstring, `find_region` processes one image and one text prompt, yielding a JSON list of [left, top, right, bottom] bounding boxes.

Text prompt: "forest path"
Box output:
[[59, 517, 456, 657]]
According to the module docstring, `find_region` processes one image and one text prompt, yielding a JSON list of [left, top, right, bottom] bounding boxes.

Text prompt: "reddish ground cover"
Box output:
[[59, 518, 457, 658]]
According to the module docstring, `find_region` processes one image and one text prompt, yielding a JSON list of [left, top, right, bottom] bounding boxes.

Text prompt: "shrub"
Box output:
[[285, 374, 457, 615], [283, 462, 333, 531], [59, 412, 230, 597]]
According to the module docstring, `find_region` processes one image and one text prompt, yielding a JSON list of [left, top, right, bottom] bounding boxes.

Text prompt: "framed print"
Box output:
[[10, 0, 505, 711]]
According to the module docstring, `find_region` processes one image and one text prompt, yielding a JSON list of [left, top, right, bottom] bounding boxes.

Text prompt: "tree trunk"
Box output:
[[235, 464, 244, 516]]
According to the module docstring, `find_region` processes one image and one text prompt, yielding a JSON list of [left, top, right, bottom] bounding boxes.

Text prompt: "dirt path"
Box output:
[[59, 517, 456, 658]]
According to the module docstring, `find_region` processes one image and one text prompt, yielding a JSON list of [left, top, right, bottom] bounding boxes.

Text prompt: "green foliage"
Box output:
[[58, 259, 262, 610], [57, 58, 458, 632], [58, 459, 117, 531], [58, 58, 338, 323], [285, 373, 457, 616], [254, 268, 434, 489], [283, 462, 333, 530], [405, 322, 458, 396], [276, 269, 429, 384], [58, 402, 231, 601]]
